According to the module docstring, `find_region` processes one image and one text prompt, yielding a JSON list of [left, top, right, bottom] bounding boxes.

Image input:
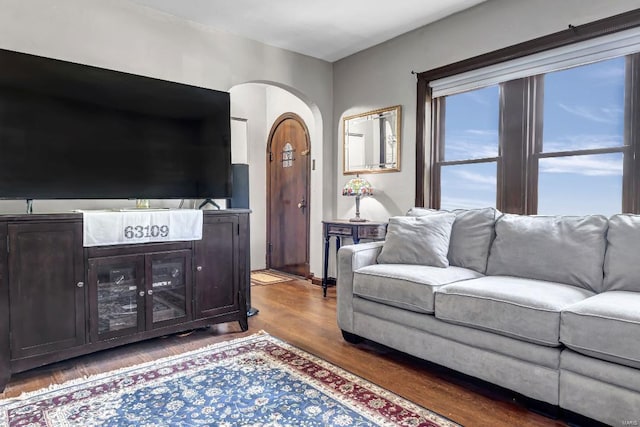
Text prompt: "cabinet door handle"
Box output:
[[147, 289, 153, 296], [77, 281, 84, 288], [196, 266, 203, 272], [139, 291, 145, 297]]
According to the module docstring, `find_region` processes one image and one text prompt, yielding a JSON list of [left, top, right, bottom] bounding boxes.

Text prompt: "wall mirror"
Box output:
[[343, 105, 401, 175]]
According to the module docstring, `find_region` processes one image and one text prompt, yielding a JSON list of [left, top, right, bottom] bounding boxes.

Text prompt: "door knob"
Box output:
[[77, 281, 84, 288], [139, 291, 145, 297], [297, 197, 307, 209]]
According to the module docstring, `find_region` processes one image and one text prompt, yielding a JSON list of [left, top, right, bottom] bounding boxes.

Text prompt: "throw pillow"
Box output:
[[377, 213, 456, 267], [406, 206, 498, 273]]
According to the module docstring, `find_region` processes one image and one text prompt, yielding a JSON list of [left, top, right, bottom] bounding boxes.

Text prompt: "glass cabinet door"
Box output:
[[148, 250, 192, 328], [89, 255, 144, 341]]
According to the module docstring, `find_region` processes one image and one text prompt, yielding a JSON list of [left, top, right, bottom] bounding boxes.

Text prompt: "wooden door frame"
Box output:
[[266, 112, 311, 277]]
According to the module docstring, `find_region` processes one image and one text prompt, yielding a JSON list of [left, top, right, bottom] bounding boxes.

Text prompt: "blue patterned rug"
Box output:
[[0, 332, 460, 426]]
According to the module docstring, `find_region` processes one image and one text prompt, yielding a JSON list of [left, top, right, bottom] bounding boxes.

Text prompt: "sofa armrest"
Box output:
[[336, 241, 384, 333]]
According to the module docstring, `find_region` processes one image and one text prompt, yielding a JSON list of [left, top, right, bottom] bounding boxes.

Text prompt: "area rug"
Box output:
[[251, 270, 294, 286], [0, 332, 460, 427]]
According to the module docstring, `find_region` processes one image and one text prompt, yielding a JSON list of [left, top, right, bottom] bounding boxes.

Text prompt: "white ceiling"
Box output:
[[128, 0, 487, 62]]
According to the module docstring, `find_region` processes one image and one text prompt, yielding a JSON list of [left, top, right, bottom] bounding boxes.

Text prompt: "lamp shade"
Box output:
[[342, 176, 373, 197]]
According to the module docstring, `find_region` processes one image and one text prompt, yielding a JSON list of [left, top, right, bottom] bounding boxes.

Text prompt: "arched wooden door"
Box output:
[[266, 113, 310, 277]]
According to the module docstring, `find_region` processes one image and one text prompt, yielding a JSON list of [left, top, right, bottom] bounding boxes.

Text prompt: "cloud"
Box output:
[[589, 63, 625, 80], [441, 168, 497, 194], [444, 129, 499, 160], [543, 133, 623, 152], [465, 129, 498, 137], [455, 170, 497, 185], [557, 103, 623, 124], [540, 155, 622, 176], [441, 196, 495, 210]]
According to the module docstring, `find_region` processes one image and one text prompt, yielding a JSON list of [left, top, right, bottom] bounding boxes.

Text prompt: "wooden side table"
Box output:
[[322, 219, 387, 297]]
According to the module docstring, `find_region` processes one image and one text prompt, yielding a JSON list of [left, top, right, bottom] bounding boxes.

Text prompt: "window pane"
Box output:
[[441, 162, 496, 210], [542, 57, 625, 153], [538, 153, 622, 216], [444, 85, 499, 161]]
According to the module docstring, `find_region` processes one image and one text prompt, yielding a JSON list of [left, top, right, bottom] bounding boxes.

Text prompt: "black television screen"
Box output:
[[0, 48, 231, 199]]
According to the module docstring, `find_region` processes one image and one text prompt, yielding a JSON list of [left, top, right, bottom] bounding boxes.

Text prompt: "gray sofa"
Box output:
[[337, 208, 640, 425]]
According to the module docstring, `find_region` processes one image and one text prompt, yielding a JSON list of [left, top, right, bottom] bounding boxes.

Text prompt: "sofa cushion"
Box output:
[[561, 291, 640, 369], [353, 263, 483, 314], [353, 297, 562, 369], [407, 207, 498, 273], [435, 276, 595, 346], [486, 214, 608, 292], [603, 214, 640, 292], [377, 213, 455, 267]]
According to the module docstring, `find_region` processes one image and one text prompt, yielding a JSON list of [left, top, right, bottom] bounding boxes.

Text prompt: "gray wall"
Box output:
[[333, 0, 640, 222]]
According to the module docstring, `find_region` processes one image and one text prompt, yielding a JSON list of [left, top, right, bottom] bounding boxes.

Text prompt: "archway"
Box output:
[[228, 82, 324, 280]]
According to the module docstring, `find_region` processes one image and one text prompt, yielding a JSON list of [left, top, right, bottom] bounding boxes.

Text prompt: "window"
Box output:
[[440, 162, 498, 210], [430, 55, 639, 215], [536, 58, 626, 216], [417, 12, 640, 213], [438, 85, 499, 210], [537, 153, 623, 216], [282, 142, 294, 168]]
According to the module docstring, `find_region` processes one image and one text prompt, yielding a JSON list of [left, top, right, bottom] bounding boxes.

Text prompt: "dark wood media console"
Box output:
[[0, 209, 250, 391]]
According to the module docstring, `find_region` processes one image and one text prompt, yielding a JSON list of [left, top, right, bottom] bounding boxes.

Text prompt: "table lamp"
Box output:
[[342, 175, 373, 222]]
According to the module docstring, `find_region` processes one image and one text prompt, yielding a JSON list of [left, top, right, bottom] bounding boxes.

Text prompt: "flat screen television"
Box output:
[[0, 48, 231, 199]]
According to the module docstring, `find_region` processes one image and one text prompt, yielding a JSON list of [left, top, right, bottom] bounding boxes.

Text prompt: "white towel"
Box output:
[[83, 209, 203, 247]]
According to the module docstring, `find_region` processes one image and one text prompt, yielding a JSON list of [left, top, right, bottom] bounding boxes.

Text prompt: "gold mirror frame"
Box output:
[[343, 105, 401, 175]]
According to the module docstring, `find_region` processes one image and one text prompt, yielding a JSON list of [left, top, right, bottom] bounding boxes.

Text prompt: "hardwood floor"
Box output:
[[1, 279, 567, 426]]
